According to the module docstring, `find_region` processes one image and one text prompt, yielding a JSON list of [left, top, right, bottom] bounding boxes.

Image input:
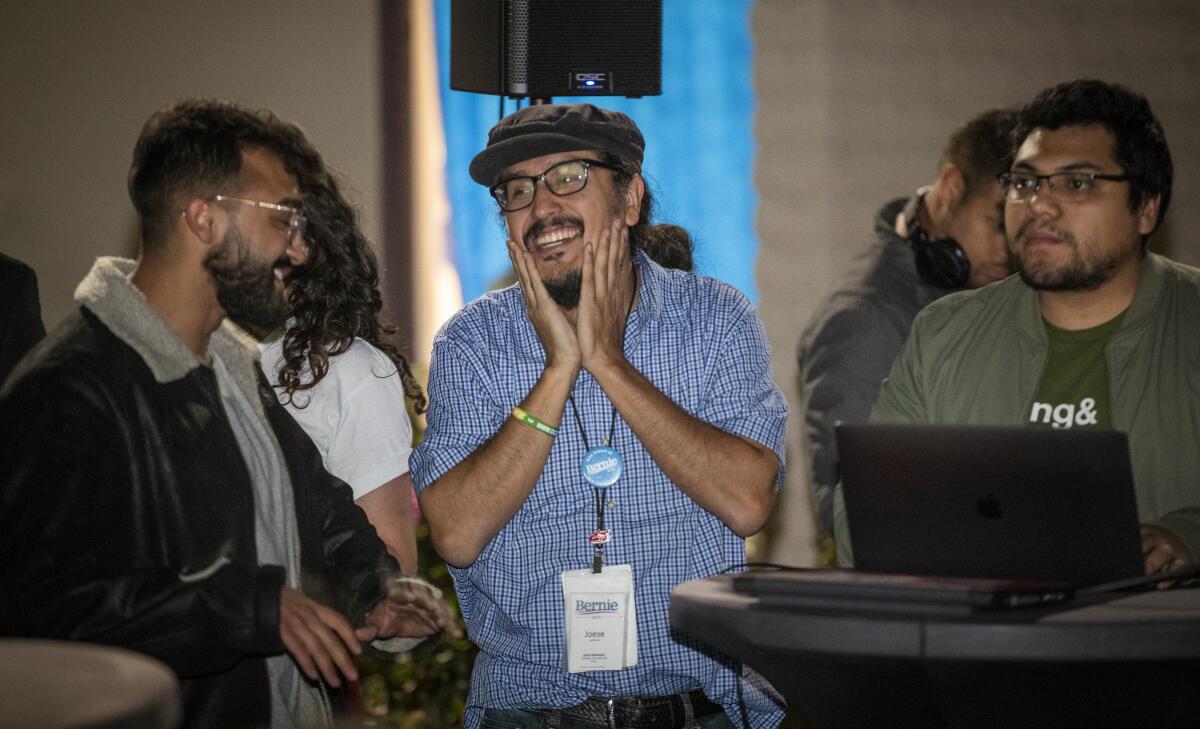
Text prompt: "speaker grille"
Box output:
[[450, 0, 662, 97], [526, 0, 661, 96], [504, 0, 529, 88]]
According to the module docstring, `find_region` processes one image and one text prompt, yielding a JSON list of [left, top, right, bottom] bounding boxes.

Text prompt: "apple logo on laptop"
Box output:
[[976, 493, 1003, 518]]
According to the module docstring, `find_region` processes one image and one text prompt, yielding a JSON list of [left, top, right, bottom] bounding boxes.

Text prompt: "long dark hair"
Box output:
[[599, 152, 693, 271], [275, 156, 426, 413]]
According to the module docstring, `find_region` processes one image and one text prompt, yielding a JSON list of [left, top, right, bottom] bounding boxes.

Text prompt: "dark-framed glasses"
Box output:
[[490, 158, 623, 212], [212, 195, 308, 240], [997, 171, 1131, 204]]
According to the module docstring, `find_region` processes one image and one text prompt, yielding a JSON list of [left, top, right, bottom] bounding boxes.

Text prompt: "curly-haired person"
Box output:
[[257, 163, 427, 577]]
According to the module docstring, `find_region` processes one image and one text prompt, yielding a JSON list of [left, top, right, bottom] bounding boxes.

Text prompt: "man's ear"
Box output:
[[181, 197, 219, 247], [623, 174, 645, 227], [293, 238, 311, 266], [935, 163, 967, 211], [1137, 194, 1161, 236]]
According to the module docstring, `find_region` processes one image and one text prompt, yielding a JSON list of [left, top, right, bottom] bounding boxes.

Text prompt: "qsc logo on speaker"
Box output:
[[570, 70, 611, 93]]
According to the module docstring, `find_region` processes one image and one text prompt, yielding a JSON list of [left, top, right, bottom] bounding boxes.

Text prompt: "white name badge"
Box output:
[[561, 564, 638, 673]]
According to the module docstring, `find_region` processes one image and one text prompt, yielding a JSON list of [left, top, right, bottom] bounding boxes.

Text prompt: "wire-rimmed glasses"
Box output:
[[212, 195, 307, 240]]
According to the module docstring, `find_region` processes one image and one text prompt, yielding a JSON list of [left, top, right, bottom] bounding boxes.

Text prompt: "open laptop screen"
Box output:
[[836, 424, 1144, 583]]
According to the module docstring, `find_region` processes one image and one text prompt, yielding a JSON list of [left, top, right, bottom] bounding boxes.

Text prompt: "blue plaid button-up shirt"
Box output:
[[411, 250, 788, 728]]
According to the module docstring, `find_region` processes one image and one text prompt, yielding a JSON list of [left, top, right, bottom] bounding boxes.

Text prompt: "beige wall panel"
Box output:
[[0, 1, 382, 330]]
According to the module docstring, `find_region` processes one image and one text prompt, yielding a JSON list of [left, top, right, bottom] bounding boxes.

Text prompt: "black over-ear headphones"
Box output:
[[899, 190, 971, 290]]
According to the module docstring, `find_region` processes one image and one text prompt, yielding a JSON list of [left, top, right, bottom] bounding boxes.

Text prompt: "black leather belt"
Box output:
[[554, 690, 724, 728]]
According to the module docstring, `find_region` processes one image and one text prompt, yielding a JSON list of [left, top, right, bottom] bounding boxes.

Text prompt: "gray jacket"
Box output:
[[798, 196, 952, 533]]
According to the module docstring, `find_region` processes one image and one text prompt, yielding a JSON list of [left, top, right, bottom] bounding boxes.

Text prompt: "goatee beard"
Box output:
[[543, 270, 582, 309]]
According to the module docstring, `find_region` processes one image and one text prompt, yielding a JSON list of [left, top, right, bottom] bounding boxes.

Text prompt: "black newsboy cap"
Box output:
[[469, 103, 645, 186]]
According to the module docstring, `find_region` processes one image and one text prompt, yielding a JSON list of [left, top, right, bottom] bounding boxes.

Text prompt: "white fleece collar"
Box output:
[[74, 257, 266, 416]]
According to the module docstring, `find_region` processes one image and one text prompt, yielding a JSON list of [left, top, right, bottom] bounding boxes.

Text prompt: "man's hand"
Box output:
[[278, 586, 362, 687], [1141, 524, 1194, 588], [578, 219, 634, 374], [355, 577, 460, 642], [508, 239, 580, 373]]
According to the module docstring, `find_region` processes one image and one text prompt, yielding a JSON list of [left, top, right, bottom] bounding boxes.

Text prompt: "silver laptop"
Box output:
[[836, 424, 1144, 584]]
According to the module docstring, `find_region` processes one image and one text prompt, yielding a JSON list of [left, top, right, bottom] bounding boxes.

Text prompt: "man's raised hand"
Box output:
[[508, 239, 580, 373], [578, 219, 634, 374]]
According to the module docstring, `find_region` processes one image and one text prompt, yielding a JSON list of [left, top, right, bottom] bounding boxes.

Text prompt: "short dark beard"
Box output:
[[1010, 224, 1123, 292], [204, 224, 289, 332], [1016, 257, 1119, 292], [543, 270, 582, 308]]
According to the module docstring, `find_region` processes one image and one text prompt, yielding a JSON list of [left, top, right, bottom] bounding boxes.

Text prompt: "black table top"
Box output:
[[671, 574, 1200, 663]]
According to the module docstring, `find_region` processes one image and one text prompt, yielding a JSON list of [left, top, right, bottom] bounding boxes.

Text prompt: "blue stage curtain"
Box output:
[[433, 0, 759, 303]]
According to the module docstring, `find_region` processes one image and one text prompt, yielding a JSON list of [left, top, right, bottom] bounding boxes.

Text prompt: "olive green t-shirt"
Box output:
[[1027, 311, 1126, 429]]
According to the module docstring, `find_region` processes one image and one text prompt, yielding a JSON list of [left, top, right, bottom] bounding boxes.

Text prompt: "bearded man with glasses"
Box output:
[[411, 104, 788, 728], [834, 79, 1200, 581], [0, 99, 443, 729]]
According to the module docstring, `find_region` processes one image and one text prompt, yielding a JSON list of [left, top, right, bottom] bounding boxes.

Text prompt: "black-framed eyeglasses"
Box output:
[[489, 158, 623, 212], [997, 171, 1131, 204], [212, 195, 308, 240]]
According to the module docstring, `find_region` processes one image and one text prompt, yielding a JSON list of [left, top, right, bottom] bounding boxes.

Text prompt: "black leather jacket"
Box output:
[[0, 306, 396, 729]]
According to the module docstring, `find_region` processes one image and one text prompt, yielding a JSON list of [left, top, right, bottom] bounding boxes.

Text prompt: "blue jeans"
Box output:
[[480, 706, 737, 729]]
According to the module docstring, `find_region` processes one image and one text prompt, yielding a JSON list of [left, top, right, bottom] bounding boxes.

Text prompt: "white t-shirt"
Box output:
[[259, 336, 413, 501]]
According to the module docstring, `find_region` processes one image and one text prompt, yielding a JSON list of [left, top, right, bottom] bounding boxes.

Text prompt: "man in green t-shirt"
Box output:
[[835, 79, 1200, 577]]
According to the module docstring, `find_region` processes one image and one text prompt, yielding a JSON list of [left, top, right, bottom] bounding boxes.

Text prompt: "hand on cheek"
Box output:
[[578, 219, 632, 373], [507, 239, 580, 372]]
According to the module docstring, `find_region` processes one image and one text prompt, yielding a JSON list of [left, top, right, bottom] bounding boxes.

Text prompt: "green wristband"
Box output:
[[512, 406, 558, 437]]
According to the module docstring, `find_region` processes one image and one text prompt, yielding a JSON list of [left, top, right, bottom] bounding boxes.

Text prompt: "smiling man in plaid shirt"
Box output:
[[411, 104, 788, 728]]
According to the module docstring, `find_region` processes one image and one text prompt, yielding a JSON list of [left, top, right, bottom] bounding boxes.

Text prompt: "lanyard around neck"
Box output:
[[569, 394, 619, 574], [566, 281, 637, 573]]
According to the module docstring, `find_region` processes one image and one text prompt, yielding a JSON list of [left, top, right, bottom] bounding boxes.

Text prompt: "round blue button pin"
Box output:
[[580, 446, 623, 488]]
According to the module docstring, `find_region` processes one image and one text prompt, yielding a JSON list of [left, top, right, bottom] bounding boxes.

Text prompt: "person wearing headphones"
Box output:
[[835, 79, 1198, 575], [798, 108, 1017, 544]]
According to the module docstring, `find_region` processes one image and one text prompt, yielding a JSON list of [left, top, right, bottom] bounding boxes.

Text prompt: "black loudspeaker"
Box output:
[[900, 192, 971, 290], [451, 0, 662, 98]]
